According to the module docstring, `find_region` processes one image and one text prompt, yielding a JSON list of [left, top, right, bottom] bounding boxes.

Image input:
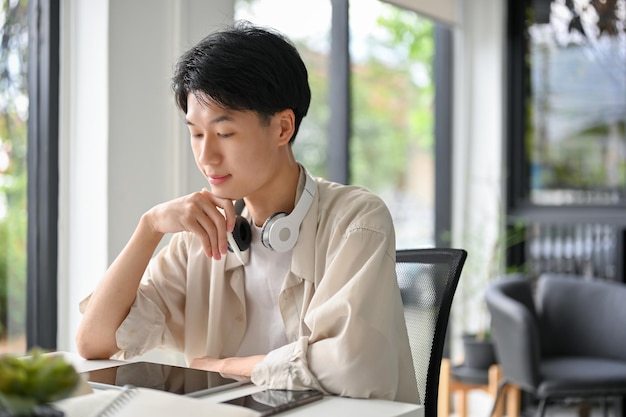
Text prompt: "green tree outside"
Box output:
[[0, 0, 29, 351], [351, 6, 434, 192]]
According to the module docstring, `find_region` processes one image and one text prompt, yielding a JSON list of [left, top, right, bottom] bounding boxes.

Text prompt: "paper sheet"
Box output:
[[54, 387, 261, 417]]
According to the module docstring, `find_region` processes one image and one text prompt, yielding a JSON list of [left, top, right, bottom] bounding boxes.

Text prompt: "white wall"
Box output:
[[450, 0, 506, 356], [58, 0, 235, 353]]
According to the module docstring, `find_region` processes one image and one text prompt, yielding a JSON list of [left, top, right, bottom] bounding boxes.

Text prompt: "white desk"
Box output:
[[60, 352, 423, 417]]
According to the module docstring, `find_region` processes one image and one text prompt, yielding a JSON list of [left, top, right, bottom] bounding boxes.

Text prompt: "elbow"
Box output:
[[75, 325, 117, 360], [75, 329, 97, 359]]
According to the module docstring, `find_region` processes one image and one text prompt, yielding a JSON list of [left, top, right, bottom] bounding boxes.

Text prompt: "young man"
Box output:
[[76, 21, 418, 404]]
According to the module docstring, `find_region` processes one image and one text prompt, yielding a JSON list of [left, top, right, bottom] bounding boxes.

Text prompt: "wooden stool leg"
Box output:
[[506, 385, 521, 417], [439, 359, 452, 417], [457, 389, 468, 417], [488, 364, 504, 417], [578, 401, 590, 417]]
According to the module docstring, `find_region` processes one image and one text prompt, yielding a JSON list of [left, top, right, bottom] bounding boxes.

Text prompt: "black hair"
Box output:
[[171, 21, 311, 144]]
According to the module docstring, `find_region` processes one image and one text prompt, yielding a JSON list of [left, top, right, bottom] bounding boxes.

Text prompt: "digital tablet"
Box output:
[[223, 389, 324, 416], [83, 361, 246, 397]]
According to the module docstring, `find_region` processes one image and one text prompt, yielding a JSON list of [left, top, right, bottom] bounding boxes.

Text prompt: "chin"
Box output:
[[209, 188, 239, 201]]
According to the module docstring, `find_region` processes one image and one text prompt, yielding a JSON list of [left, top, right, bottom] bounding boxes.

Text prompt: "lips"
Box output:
[[208, 174, 230, 185]]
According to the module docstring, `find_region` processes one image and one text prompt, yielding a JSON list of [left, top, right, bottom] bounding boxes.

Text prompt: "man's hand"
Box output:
[[144, 189, 236, 260], [190, 355, 266, 381]]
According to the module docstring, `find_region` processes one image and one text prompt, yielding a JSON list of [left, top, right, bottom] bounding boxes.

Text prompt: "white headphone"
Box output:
[[229, 169, 317, 253]]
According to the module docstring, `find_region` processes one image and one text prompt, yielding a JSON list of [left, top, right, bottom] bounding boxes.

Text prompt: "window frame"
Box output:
[[26, 0, 60, 350], [434, 23, 453, 248]]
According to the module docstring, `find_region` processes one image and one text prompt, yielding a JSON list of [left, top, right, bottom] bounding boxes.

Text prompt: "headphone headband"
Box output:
[[261, 169, 316, 251]]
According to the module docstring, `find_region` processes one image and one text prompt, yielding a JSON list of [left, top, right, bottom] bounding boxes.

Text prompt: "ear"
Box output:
[[275, 109, 295, 146]]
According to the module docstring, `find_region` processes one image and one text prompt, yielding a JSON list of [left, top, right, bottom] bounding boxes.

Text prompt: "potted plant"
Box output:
[[0, 348, 80, 416], [453, 219, 526, 371]]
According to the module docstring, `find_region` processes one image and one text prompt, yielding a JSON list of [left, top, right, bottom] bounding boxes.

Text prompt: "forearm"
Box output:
[[190, 355, 266, 378], [222, 355, 266, 377], [76, 214, 164, 359]]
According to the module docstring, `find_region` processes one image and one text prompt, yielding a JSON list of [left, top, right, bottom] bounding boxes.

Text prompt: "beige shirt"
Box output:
[[88, 169, 419, 403]]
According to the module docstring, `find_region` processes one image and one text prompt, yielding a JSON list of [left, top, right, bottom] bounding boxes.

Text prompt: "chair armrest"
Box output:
[[485, 277, 541, 393]]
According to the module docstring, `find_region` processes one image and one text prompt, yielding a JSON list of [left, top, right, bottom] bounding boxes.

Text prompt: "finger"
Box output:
[[186, 217, 214, 259], [200, 189, 236, 232], [199, 191, 234, 256], [179, 197, 219, 259], [220, 199, 237, 233], [193, 215, 221, 260]]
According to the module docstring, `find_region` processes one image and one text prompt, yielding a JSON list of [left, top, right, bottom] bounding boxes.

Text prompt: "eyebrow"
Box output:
[[185, 114, 233, 126]]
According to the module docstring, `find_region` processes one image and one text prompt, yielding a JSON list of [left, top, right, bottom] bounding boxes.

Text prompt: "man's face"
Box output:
[[185, 92, 285, 201]]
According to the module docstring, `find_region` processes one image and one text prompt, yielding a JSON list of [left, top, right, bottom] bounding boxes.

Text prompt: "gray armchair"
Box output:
[[484, 273, 626, 417]]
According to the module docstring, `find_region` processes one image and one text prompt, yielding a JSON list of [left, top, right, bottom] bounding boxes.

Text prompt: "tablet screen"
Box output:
[[223, 389, 324, 416], [83, 361, 245, 397]]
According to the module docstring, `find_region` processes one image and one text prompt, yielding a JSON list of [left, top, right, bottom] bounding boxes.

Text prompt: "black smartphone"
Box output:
[[223, 389, 324, 416], [83, 361, 245, 397]]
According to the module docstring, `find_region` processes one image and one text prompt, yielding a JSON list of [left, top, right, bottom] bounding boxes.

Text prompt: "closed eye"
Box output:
[[217, 132, 234, 138]]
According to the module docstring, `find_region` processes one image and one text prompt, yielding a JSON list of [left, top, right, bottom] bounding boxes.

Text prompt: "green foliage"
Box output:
[[292, 4, 436, 191], [351, 5, 434, 192], [376, 7, 435, 73], [0, 0, 29, 344], [292, 43, 329, 179], [0, 348, 80, 414]]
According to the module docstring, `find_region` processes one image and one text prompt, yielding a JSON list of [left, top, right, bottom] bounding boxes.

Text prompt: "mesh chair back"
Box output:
[[396, 248, 467, 417]]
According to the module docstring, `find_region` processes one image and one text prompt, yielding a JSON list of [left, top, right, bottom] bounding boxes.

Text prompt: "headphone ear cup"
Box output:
[[261, 212, 299, 252], [228, 216, 252, 252]]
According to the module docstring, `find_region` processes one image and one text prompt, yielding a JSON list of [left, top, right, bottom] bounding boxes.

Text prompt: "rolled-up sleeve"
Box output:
[[114, 233, 192, 359], [250, 337, 328, 393]]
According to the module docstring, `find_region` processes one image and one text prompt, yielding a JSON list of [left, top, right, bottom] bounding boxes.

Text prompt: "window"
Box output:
[[236, 0, 438, 249], [526, 0, 626, 206], [506, 0, 626, 281], [0, 0, 29, 354], [235, 0, 332, 177], [349, 2, 434, 249]]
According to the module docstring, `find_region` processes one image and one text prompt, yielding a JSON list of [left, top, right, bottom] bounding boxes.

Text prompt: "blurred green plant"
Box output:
[[351, 5, 434, 192], [0, 0, 29, 347], [0, 348, 79, 415]]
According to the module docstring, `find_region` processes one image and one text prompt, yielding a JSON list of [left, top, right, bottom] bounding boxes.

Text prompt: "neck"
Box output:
[[245, 155, 301, 227]]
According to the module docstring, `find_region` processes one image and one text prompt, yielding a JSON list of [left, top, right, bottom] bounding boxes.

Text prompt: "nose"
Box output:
[[195, 134, 221, 166]]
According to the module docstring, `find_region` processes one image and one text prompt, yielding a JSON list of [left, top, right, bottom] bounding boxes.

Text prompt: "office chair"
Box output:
[[396, 248, 467, 417], [485, 274, 626, 417]]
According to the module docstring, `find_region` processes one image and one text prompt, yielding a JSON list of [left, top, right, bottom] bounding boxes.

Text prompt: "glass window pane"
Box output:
[[0, 0, 28, 354], [236, 0, 436, 249], [527, 0, 626, 205], [349, 1, 435, 248], [235, 0, 331, 178]]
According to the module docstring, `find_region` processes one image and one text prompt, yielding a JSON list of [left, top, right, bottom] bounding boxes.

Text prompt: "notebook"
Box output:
[[54, 386, 261, 417]]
